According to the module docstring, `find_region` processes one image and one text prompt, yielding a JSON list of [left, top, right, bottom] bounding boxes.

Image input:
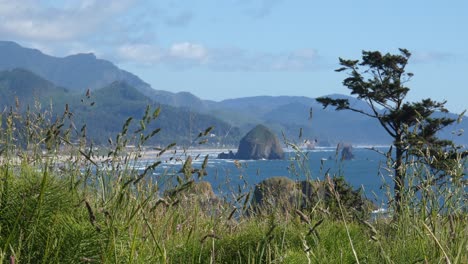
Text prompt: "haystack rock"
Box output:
[[236, 124, 284, 160]]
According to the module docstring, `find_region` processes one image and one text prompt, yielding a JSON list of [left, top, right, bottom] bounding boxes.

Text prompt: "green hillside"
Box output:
[[70, 81, 241, 145], [0, 68, 70, 109], [0, 70, 241, 146]]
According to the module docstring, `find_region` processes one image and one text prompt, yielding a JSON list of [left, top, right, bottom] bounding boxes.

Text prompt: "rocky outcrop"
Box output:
[[217, 150, 236, 159], [339, 143, 355, 160], [250, 176, 375, 219], [250, 177, 318, 214], [237, 125, 284, 160], [218, 124, 284, 160], [164, 181, 221, 213]]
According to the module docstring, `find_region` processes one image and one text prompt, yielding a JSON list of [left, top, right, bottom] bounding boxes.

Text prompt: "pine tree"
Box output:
[[317, 49, 460, 211]]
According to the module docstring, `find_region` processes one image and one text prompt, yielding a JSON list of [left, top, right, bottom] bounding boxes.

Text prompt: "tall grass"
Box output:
[[0, 103, 466, 263]]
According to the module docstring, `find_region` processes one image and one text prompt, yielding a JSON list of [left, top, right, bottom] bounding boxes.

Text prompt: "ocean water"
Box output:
[[144, 147, 394, 207]]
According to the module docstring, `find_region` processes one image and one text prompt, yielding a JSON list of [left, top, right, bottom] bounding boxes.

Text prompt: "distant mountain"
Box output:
[[216, 96, 319, 116], [0, 68, 70, 109], [150, 90, 216, 111], [0, 69, 240, 146], [261, 101, 390, 145], [70, 81, 241, 145], [207, 95, 467, 146], [0, 41, 207, 109], [0, 41, 146, 92], [213, 94, 371, 120], [201, 96, 320, 136]]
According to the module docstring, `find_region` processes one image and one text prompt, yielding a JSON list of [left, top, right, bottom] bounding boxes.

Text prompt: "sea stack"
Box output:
[[218, 124, 284, 160], [340, 143, 355, 160], [235, 124, 284, 160]]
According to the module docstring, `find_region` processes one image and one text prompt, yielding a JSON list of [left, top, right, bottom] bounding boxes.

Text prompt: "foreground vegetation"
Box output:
[[0, 103, 466, 264]]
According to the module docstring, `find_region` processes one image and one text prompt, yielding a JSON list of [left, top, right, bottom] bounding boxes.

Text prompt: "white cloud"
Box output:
[[117, 44, 163, 64], [169, 42, 208, 61], [0, 1, 320, 72], [1, 19, 77, 40], [115, 42, 208, 68], [116, 42, 320, 71], [292, 49, 318, 59], [0, 0, 135, 41], [411, 51, 453, 64], [202, 47, 320, 71]]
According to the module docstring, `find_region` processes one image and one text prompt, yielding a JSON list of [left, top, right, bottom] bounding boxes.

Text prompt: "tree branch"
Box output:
[[368, 100, 397, 138]]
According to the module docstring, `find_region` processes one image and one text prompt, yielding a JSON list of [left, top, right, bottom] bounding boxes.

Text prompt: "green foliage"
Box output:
[[0, 92, 466, 263], [0, 165, 100, 263], [316, 49, 462, 210], [249, 176, 374, 220], [323, 176, 375, 220]]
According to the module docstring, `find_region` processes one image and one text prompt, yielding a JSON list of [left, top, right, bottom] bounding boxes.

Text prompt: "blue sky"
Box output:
[[0, 0, 467, 112]]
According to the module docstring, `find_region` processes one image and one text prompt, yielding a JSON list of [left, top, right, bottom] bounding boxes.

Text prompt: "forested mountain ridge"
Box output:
[[69, 81, 241, 146], [0, 68, 70, 108], [0, 68, 241, 146]]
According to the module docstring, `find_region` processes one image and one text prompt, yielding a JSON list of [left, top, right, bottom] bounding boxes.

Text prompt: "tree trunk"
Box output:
[[394, 135, 404, 213]]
